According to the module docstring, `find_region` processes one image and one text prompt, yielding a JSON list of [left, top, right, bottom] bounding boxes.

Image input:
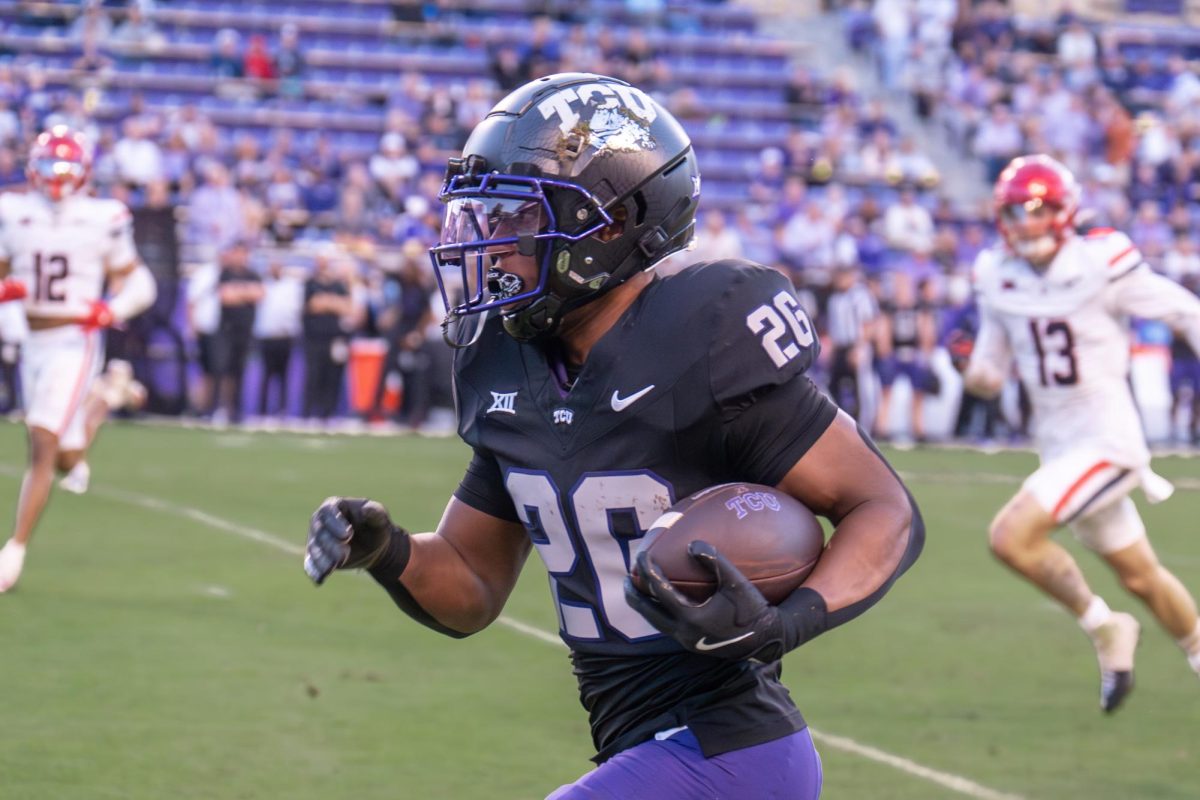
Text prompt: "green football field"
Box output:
[[1, 420, 1198, 800]]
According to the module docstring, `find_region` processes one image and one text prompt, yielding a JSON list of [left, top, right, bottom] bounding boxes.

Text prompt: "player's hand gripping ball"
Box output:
[[625, 484, 826, 662], [630, 483, 824, 604]]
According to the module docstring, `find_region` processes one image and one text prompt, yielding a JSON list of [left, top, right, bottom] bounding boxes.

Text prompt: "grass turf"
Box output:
[[0, 421, 1197, 799]]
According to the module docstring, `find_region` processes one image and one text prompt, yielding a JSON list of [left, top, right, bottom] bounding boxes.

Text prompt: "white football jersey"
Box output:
[[0, 191, 139, 319], [972, 229, 1200, 465]]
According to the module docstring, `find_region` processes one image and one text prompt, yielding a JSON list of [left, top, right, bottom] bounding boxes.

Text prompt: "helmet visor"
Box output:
[[30, 157, 86, 181], [998, 200, 1055, 224], [429, 171, 612, 344], [442, 195, 546, 259]]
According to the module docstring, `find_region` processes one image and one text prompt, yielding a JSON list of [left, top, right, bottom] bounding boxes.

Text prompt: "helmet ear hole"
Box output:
[[593, 205, 627, 244], [632, 191, 648, 226]]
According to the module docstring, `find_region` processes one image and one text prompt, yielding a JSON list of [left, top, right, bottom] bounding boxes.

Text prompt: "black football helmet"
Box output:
[[430, 73, 701, 343]]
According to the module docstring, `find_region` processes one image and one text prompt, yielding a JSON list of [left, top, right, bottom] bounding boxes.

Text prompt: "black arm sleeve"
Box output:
[[363, 525, 474, 640], [775, 425, 925, 650], [368, 449, 516, 638]]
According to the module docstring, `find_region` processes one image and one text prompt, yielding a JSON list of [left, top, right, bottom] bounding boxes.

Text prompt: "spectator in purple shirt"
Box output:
[[188, 162, 245, 255]]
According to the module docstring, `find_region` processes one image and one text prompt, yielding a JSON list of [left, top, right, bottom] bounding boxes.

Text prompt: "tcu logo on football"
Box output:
[[724, 491, 783, 520], [537, 83, 658, 135]]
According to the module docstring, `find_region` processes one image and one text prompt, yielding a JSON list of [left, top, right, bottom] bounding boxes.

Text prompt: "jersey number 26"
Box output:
[[746, 290, 816, 368]]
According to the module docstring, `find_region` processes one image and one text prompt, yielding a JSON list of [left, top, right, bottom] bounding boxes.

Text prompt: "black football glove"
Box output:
[[624, 540, 787, 662], [304, 497, 410, 586]]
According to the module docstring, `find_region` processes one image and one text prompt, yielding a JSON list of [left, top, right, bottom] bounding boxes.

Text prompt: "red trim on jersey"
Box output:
[[55, 331, 96, 438], [1108, 245, 1137, 267], [1086, 227, 1116, 238], [1052, 461, 1111, 520]]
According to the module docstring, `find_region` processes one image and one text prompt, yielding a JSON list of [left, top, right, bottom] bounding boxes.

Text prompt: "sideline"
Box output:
[[0, 461, 1027, 800]]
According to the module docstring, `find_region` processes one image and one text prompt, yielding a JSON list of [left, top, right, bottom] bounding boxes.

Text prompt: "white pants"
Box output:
[[1023, 448, 1145, 554], [20, 326, 102, 451]]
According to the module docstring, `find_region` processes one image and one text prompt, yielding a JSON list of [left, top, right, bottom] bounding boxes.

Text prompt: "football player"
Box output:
[[965, 155, 1200, 712], [0, 125, 157, 592], [305, 73, 924, 798]]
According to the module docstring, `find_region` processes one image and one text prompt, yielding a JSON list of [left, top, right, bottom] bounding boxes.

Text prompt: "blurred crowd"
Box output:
[[0, 0, 1197, 444]]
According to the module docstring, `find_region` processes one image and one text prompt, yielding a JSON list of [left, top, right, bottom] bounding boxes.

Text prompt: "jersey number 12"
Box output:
[[33, 253, 69, 303]]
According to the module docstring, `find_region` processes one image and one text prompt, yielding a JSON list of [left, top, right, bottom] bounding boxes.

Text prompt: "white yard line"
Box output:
[[0, 461, 1027, 800], [807, 731, 1025, 800]]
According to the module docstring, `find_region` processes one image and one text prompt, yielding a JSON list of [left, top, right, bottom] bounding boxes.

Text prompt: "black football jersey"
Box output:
[[451, 259, 837, 761]]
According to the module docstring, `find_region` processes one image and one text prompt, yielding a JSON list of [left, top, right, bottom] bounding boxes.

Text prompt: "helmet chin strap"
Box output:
[[441, 308, 491, 350]]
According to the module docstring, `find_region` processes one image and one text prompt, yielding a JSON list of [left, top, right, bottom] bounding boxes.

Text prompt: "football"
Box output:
[[630, 483, 825, 605]]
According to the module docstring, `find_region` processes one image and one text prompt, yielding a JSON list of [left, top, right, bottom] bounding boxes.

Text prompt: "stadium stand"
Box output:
[[0, 0, 1194, 444]]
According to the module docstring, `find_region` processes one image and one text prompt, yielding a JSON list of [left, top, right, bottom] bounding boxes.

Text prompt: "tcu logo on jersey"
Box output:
[[725, 491, 783, 520], [537, 83, 658, 135], [553, 408, 574, 426]]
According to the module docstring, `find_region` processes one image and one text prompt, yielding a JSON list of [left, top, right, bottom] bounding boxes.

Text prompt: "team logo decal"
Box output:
[[538, 83, 658, 154], [487, 391, 517, 415], [553, 408, 574, 426]]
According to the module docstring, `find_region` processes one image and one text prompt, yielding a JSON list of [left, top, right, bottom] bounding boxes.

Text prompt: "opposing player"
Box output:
[[305, 73, 924, 797], [965, 154, 1200, 711], [0, 126, 156, 592]]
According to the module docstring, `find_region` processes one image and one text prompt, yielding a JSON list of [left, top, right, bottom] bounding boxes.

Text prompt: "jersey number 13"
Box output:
[[1029, 319, 1078, 386]]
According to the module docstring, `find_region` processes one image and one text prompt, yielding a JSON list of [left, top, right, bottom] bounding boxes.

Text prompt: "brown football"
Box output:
[[630, 483, 825, 605]]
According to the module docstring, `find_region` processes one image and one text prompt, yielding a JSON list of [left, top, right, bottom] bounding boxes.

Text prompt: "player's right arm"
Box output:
[[962, 303, 1010, 398], [0, 202, 22, 302], [962, 253, 1012, 398], [0, 261, 23, 303], [305, 453, 531, 637]]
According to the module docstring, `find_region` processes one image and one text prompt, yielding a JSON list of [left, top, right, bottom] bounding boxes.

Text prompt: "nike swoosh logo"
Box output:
[[694, 632, 755, 652], [611, 384, 655, 412]]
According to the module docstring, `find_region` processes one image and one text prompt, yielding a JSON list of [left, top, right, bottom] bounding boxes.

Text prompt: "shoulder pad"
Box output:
[[700, 259, 820, 407], [970, 247, 1006, 301], [0, 192, 24, 217], [1081, 229, 1142, 278]]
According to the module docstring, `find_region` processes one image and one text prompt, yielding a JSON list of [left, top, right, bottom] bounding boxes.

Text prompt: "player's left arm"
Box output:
[[772, 410, 923, 645], [627, 263, 923, 661], [1107, 264, 1200, 353], [102, 206, 156, 322], [628, 391, 924, 663]]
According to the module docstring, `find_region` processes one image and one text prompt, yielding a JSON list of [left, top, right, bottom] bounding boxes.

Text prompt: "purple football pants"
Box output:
[[546, 727, 822, 800]]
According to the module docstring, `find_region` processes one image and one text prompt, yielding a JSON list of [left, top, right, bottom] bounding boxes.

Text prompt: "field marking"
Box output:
[[0, 461, 1027, 800], [808, 731, 1024, 800]]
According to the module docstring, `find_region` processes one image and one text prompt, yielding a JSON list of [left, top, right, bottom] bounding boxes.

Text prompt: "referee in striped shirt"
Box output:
[[825, 265, 877, 421]]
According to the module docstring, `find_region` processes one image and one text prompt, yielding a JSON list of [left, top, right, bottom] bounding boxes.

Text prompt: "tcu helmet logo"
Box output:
[[724, 491, 783, 520], [537, 83, 658, 135]]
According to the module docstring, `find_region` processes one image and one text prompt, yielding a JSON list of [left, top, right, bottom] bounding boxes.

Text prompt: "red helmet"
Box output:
[[993, 154, 1080, 266], [27, 125, 92, 202]]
